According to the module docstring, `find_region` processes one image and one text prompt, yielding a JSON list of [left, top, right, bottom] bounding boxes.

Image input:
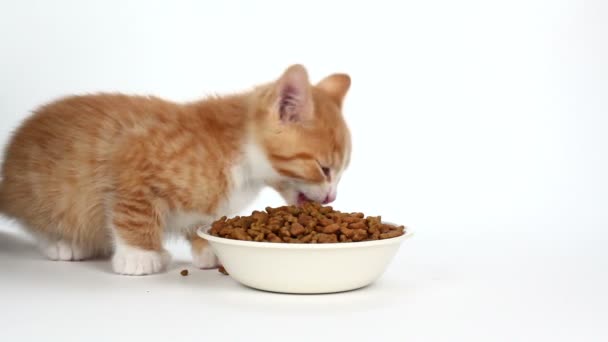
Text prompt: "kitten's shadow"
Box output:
[[0, 232, 207, 278], [0, 230, 411, 309], [0, 230, 41, 259], [86, 258, 194, 274], [0, 228, 229, 290]]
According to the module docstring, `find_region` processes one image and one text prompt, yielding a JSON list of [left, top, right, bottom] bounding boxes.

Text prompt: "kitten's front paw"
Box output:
[[112, 247, 170, 276], [192, 246, 220, 269]]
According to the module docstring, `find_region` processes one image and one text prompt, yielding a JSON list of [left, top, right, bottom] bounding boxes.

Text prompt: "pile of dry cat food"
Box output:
[[208, 202, 405, 243]]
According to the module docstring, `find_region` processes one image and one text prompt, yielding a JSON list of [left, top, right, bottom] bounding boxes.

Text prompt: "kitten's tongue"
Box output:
[[297, 193, 311, 206]]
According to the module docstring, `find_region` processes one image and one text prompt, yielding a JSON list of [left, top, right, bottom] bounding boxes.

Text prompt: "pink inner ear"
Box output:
[[279, 85, 302, 123], [276, 64, 311, 123]]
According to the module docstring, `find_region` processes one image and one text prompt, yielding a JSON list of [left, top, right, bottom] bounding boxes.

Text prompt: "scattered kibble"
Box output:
[[218, 266, 229, 275]]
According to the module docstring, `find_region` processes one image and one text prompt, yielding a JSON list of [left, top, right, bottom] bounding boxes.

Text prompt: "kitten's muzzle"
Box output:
[[297, 192, 336, 205]]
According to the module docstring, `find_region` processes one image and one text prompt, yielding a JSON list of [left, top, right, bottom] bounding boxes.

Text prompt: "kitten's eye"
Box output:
[[321, 166, 331, 178]]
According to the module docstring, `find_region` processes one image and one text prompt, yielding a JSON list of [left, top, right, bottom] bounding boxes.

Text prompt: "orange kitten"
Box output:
[[0, 65, 351, 275]]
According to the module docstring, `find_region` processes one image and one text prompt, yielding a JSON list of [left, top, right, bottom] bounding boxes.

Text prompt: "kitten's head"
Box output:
[[253, 65, 351, 205]]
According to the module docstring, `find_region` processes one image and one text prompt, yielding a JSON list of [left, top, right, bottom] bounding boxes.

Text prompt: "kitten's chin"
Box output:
[[279, 191, 309, 206], [275, 189, 298, 206], [272, 186, 319, 206]]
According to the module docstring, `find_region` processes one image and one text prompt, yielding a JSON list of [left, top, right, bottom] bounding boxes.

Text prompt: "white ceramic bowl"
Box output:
[[197, 223, 413, 294]]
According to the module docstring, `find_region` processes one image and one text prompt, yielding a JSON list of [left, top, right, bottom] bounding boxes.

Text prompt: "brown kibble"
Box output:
[[304, 225, 314, 234], [207, 202, 406, 244], [380, 224, 394, 233], [342, 216, 359, 224], [218, 266, 229, 275], [290, 222, 306, 236], [322, 223, 340, 234], [268, 224, 280, 232], [367, 216, 381, 226], [180, 269, 189, 276], [340, 225, 354, 238], [300, 232, 315, 243], [380, 230, 404, 239], [230, 228, 251, 241], [240, 217, 254, 229], [317, 233, 338, 243], [219, 226, 232, 236], [252, 211, 268, 224], [279, 226, 291, 238], [319, 218, 334, 226], [211, 219, 225, 231], [298, 214, 313, 226], [348, 221, 366, 230], [319, 206, 333, 214], [267, 233, 282, 243], [352, 229, 368, 242], [268, 217, 285, 227]]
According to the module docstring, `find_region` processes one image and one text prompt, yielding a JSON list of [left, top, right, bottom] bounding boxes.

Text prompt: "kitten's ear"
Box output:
[[316, 73, 351, 107], [275, 64, 313, 123]]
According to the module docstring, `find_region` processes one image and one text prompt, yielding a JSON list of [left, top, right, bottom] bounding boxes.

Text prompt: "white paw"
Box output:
[[192, 246, 220, 269], [40, 239, 91, 261], [112, 247, 170, 276]]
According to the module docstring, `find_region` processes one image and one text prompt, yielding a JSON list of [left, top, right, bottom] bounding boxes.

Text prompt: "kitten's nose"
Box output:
[[322, 192, 336, 204]]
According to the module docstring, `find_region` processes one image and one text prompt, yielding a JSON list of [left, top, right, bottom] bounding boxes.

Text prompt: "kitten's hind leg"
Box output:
[[38, 237, 95, 261], [110, 195, 170, 276]]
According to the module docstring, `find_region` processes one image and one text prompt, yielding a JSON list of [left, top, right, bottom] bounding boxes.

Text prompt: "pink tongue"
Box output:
[[297, 193, 310, 205]]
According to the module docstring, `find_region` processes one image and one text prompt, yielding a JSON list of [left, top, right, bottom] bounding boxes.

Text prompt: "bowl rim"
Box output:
[[196, 221, 413, 250]]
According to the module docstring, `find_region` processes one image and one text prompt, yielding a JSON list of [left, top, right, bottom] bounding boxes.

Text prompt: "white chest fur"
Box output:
[[165, 140, 277, 234], [164, 188, 262, 235], [216, 141, 275, 217], [219, 181, 263, 217], [164, 211, 214, 235]]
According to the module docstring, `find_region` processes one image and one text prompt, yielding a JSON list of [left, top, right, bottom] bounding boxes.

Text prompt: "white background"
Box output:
[[1, 0, 607, 341]]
